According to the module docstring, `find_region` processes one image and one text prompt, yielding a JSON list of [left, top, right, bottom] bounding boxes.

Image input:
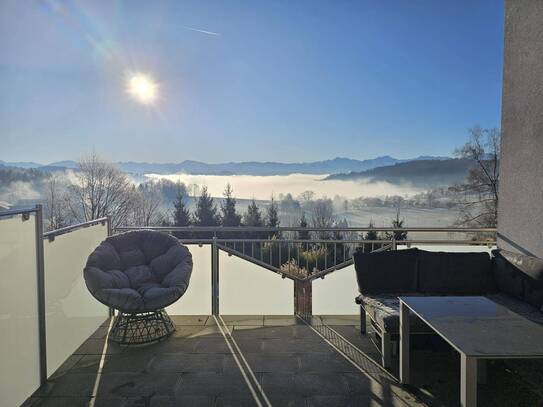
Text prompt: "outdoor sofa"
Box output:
[[353, 248, 543, 368]]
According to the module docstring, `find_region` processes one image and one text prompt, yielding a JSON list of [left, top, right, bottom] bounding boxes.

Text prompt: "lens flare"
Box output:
[[126, 73, 158, 105]]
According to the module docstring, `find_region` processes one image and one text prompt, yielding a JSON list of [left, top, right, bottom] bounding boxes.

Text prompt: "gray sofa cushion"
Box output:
[[360, 294, 433, 333], [84, 230, 193, 313], [417, 250, 493, 295], [493, 249, 543, 311], [354, 248, 419, 294]]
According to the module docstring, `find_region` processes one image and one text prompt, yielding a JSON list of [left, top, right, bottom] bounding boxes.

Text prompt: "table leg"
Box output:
[[381, 332, 392, 368], [360, 306, 367, 335], [399, 301, 410, 384], [460, 354, 477, 407]]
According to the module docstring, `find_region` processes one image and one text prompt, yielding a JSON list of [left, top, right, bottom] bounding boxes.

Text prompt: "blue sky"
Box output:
[[0, 1, 504, 164]]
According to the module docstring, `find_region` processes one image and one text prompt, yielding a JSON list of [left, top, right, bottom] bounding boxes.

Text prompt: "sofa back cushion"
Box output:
[[493, 249, 543, 311], [417, 250, 493, 295], [353, 248, 419, 294]]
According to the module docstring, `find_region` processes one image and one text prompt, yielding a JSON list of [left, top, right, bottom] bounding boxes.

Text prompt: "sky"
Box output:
[[0, 0, 504, 164]]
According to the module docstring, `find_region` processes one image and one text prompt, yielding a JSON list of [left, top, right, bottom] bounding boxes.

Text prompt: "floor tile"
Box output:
[[169, 315, 209, 326], [151, 353, 225, 372]]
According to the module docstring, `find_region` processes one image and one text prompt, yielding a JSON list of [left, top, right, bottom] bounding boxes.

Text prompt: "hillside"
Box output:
[[324, 158, 473, 187]]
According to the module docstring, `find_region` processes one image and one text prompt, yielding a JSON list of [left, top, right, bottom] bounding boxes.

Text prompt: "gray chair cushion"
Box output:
[[417, 250, 493, 295], [354, 249, 419, 294], [84, 230, 193, 313], [360, 294, 433, 333]]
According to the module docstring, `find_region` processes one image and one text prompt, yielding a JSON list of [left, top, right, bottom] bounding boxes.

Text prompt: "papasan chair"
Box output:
[[84, 230, 193, 344]]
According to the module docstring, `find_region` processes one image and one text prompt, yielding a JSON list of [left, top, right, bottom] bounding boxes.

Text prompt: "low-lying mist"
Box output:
[[145, 173, 427, 200]]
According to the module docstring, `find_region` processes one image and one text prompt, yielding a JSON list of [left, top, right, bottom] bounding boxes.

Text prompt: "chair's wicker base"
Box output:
[[109, 309, 175, 345]]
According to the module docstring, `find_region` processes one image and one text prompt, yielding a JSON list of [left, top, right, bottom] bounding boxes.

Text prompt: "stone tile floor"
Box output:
[[23, 315, 543, 406]]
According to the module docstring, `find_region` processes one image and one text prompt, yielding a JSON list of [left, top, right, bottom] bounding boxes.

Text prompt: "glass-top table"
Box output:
[[398, 296, 543, 407]]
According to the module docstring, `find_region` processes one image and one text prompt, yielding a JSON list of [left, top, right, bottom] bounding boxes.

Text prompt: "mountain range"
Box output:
[[0, 156, 451, 176]]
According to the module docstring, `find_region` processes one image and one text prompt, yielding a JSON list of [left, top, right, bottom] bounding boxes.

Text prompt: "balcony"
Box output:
[[2, 206, 542, 407]]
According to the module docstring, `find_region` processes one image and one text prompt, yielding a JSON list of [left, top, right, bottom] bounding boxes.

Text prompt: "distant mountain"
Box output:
[[115, 156, 454, 175], [0, 160, 43, 169], [0, 155, 452, 176], [48, 160, 78, 169], [325, 158, 473, 187], [115, 156, 402, 175]]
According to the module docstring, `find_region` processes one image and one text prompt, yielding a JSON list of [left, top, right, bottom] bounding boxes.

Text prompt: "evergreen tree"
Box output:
[[172, 190, 191, 238], [385, 208, 408, 241], [332, 218, 349, 265], [243, 199, 263, 226], [365, 220, 379, 241], [297, 212, 310, 241], [362, 220, 380, 252], [266, 196, 280, 228], [265, 196, 280, 239], [193, 186, 220, 226], [243, 199, 264, 243], [220, 183, 242, 226]]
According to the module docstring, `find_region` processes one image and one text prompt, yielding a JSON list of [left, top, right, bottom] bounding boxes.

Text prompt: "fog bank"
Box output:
[[145, 173, 426, 200]]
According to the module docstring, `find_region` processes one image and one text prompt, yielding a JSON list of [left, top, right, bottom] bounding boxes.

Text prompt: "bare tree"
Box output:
[[131, 183, 164, 226], [298, 190, 315, 203], [44, 175, 70, 231], [311, 199, 335, 239], [187, 183, 201, 199], [311, 199, 335, 228], [452, 126, 500, 227], [66, 154, 135, 228]]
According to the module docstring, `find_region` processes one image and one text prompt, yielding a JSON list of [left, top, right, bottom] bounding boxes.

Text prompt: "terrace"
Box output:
[[3, 2, 543, 405], [2, 209, 542, 407]]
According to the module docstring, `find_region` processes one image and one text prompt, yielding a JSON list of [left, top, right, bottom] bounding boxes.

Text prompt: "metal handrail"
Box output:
[[181, 238, 495, 245], [116, 225, 497, 233], [43, 217, 108, 241], [0, 206, 39, 218]]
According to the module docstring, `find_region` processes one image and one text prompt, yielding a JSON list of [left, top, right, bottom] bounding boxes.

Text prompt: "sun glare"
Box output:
[[126, 73, 158, 105]]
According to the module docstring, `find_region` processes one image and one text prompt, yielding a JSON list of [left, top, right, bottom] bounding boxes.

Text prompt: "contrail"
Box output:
[[183, 26, 221, 36]]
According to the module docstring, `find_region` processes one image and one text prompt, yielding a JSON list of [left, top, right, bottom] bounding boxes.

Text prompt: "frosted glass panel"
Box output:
[[167, 244, 212, 315], [0, 214, 41, 407], [44, 224, 108, 376], [219, 251, 293, 315], [313, 265, 358, 315]]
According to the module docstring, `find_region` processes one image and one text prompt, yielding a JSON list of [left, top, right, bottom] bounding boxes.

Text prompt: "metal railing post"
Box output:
[[35, 204, 47, 384], [294, 279, 312, 317], [106, 215, 115, 318], [106, 214, 112, 237], [211, 237, 220, 316], [391, 237, 397, 251]]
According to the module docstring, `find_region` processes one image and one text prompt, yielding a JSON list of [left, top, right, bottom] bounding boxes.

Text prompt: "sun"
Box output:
[[126, 72, 158, 105]]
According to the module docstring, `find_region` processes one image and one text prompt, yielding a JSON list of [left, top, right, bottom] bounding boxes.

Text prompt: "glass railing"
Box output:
[[166, 244, 212, 315], [117, 226, 497, 316], [43, 220, 109, 376], [1, 216, 497, 405], [0, 208, 42, 407], [219, 249, 294, 315]]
